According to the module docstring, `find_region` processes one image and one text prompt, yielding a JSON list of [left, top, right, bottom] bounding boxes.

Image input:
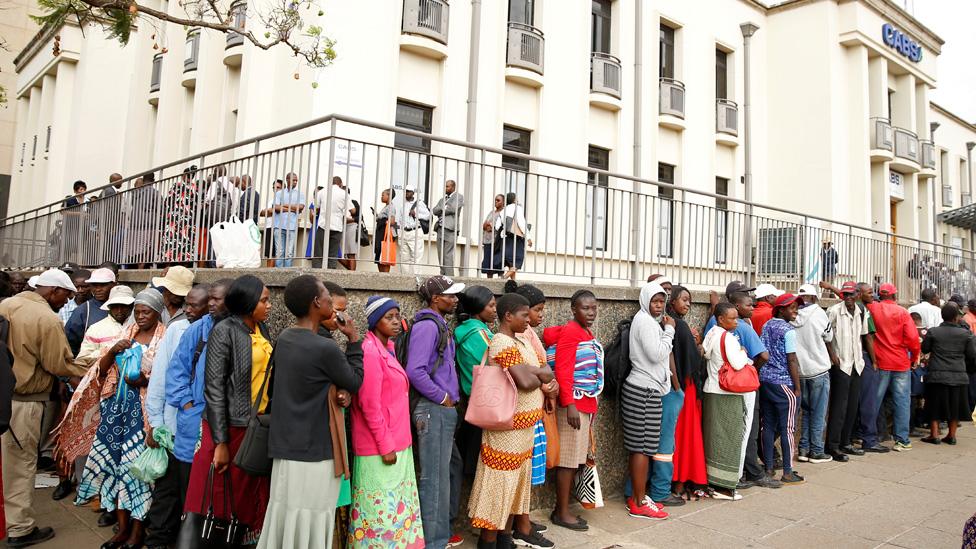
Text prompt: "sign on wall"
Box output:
[[882, 23, 922, 63], [889, 171, 904, 201]]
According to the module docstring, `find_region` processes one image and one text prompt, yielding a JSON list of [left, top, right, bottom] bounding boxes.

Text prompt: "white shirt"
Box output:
[[316, 185, 348, 232], [792, 304, 834, 378], [702, 326, 753, 395], [826, 302, 869, 375], [495, 203, 528, 237], [396, 198, 431, 231], [908, 301, 942, 330]]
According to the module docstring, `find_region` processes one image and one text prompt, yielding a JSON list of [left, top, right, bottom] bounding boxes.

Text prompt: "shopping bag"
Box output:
[[175, 465, 248, 549], [573, 459, 604, 509], [379, 224, 397, 266], [210, 216, 261, 268], [465, 352, 517, 431], [129, 425, 174, 482]]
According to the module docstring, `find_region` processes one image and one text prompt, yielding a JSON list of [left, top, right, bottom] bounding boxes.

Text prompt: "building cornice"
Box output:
[[13, 20, 64, 71], [930, 102, 976, 135]]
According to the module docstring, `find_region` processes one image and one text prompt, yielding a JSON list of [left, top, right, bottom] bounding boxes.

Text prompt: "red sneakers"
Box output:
[[626, 496, 669, 520], [447, 533, 465, 547]]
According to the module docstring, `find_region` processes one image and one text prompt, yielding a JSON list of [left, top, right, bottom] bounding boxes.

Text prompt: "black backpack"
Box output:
[[602, 317, 633, 404], [0, 316, 15, 435], [394, 312, 450, 410]]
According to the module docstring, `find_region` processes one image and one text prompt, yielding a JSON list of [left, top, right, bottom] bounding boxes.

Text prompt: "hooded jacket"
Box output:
[[626, 283, 674, 394]]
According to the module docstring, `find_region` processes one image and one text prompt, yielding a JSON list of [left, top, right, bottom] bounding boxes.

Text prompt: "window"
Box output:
[[502, 125, 531, 202], [393, 100, 433, 200], [657, 163, 675, 258], [184, 29, 200, 72], [941, 150, 952, 207], [508, 0, 534, 25], [150, 53, 163, 93], [659, 24, 675, 79], [715, 49, 728, 99], [715, 177, 729, 264], [227, 1, 246, 47], [591, 1, 611, 54], [45, 125, 51, 153], [585, 146, 609, 250]]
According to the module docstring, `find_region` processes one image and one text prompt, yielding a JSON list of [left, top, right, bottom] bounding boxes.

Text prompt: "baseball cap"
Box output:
[[754, 283, 784, 299], [797, 284, 818, 297], [100, 285, 135, 310], [27, 276, 38, 289], [58, 262, 77, 274], [840, 282, 858, 295], [405, 184, 417, 192], [773, 293, 798, 309], [151, 266, 194, 297], [725, 281, 755, 296], [418, 275, 465, 302], [85, 267, 117, 284], [34, 268, 77, 292], [879, 283, 897, 296]]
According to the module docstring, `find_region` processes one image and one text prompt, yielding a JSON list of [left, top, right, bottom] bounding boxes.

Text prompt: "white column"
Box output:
[[43, 62, 77, 206]]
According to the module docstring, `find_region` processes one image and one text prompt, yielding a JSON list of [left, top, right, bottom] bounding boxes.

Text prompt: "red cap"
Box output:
[[840, 281, 858, 295], [773, 293, 798, 309], [879, 283, 897, 296]]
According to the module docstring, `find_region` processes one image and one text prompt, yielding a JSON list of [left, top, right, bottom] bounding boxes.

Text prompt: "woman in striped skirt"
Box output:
[[622, 282, 673, 520]]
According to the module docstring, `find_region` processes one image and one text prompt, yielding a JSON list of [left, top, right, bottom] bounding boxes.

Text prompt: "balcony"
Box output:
[[870, 117, 894, 163], [919, 139, 937, 179], [659, 77, 685, 131], [891, 127, 920, 173], [182, 29, 200, 88], [400, 0, 449, 59], [224, 1, 246, 67], [589, 52, 621, 110], [715, 98, 738, 146], [505, 22, 544, 87], [148, 53, 162, 105]]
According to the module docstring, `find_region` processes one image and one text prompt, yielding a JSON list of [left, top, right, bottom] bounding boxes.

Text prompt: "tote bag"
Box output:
[[379, 224, 397, 266], [175, 465, 247, 549], [573, 430, 604, 509], [718, 332, 760, 393], [210, 216, 261, 268], [464, 352, 518, 431]]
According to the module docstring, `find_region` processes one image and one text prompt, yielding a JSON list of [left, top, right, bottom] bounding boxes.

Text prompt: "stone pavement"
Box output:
[[22, 425, 976, 548]]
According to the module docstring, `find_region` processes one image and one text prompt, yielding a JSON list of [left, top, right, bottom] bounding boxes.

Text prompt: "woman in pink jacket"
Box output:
[[349, 296, 425, 548]]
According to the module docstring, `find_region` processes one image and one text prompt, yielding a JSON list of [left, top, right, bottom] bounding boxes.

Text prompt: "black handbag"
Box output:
[[176, 465, 248, 549], [232, 351, 273, 476]]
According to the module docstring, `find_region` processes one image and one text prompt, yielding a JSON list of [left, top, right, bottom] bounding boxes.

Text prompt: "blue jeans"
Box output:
[[799, 374, 830, 455], [413, 399, 459, 548], [873, 370, 911, 445], [273, 228, 297, 267], [651, 389, 684, 502]]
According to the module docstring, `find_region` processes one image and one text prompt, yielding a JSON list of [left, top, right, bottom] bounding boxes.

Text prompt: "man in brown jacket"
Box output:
[[0, 268, 85, 547]]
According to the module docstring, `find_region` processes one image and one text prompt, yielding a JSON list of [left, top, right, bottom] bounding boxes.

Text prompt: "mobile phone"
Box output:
[[336, 312, 346, 326]]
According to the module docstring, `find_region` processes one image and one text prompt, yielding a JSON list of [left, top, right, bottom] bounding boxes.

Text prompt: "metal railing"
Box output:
[[590, 52, 621, 98], [506, 22, 544, 74], [920, 139, 936, 169], [894, 127, 920, 164], [3, 113, 976, 304], [226, 2, 246, 49], [716, 98, 738, 136], [402, 0, 449, 46], [660, 78, 685, 119], [871, 117, 893, 151], [184, 30, 200, 72]]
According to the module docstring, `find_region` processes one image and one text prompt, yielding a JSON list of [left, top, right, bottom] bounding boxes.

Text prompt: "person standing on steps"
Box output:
[[432, 180, 464, 277]]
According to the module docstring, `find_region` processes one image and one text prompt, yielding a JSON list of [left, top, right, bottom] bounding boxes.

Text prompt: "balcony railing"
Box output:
[[149, 53, 162, 93], [894, 127, 920, 164], [226, 2, 246, 49], [871, 117, 893, 151], [920, 139, 936, 169], [184, 30, 200, 72], [716, 99, 738, 136], [590, 52, 621, 98], [659, 78, 685, 119], [402, 0, 449, 45], [506, 22, 544, 75]]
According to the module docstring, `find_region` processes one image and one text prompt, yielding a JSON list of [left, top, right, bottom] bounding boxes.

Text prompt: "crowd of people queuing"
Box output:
[[0, 259, 974, 549], [52, 172, 535, 282]]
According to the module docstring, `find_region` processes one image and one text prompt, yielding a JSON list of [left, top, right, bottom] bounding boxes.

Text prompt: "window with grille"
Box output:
[[657, 163, 675, 258], [585, 146, 609, 250], [715, 177, 729, 264]]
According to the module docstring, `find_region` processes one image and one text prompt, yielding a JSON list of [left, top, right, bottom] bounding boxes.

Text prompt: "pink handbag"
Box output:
[[465, 351, 518, 431]]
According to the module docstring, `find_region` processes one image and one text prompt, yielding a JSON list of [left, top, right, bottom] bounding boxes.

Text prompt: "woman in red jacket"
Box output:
[[542, 290, 603, 531]]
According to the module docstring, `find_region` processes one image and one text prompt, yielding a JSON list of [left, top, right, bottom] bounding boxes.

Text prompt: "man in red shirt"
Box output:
[[753, 284, 784, 336], [862, 284, 921, 452]]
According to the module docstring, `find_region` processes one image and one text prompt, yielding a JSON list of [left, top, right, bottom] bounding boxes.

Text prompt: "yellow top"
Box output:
[[250, 331, 273, 414]]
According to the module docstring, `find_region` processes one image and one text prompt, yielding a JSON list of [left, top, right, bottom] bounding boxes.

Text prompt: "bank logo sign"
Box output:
[[882, 23, 922, 63]]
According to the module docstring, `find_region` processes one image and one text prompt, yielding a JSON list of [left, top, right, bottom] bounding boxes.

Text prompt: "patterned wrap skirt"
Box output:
[[348, 449, 425, 548]]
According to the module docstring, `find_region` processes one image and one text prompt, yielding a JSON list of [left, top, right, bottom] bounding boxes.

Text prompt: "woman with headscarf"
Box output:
[[668, 286, 708, 501], [184, 275, 273, 544], [454, 286, 497, 476], [75, 288, 166, 549], [348, 296, 424, 548]]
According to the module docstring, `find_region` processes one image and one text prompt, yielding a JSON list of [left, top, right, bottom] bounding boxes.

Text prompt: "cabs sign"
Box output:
[[882, 24, 922, 63]]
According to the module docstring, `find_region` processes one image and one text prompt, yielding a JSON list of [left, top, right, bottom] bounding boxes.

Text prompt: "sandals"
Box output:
[[710, 489, 742, 501], [920, 436, 941, 445], [549, 511, 588, 531]]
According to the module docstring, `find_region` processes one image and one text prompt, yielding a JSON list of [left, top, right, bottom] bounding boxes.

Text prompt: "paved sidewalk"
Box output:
[[23, 425, 976, 548]]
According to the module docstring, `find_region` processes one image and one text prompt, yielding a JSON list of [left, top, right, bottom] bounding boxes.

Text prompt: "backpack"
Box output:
[[206, 180, 235, 224], [394, 312, 450, 410], [602, 317, 633, 403], [0, 316, 15, 435]]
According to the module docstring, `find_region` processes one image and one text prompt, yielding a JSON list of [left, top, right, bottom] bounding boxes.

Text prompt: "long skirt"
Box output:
[[702, 391, 749, 491], [184, 420, 270, 544], [75, 389, 152, 520], [348, 449, 425, 548], [620, 381, 663, 456], [672, 378, 707, 485], [469, 426, 534, 531], [258, 458, 344, 549], [924, 383, 971, 422]]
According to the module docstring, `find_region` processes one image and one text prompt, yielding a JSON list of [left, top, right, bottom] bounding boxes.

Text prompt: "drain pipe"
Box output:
[[740, 22, 759, 285], [461, 0, 482, 276], [629, 0, 643, 285]]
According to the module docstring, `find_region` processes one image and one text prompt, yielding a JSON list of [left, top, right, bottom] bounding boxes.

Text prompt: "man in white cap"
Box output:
[[0, 268, 86, 546], [753, 283, 784, 335], [65, 267, 117, 356], [151, 266, 195, 326], [793, 283, 837, 465], [396, 184, 431, 275], [56, 269, 92, 326]]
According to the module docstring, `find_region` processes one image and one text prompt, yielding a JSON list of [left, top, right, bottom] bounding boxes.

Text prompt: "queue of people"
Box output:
[[0, 264, 973, 549]]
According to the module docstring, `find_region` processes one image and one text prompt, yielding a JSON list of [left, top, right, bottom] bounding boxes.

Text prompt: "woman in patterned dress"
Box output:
[[160, 168, 200, 264], [75, 288, 166, 549], [468, 293, 554, 549]]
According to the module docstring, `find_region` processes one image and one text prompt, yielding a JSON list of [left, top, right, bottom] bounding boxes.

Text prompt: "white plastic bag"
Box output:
[[210, 216, 261, 268]]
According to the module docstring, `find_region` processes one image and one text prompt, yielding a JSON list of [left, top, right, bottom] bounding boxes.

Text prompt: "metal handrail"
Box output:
[[659, 77, 685, 89], [591, 51, 620, 64]]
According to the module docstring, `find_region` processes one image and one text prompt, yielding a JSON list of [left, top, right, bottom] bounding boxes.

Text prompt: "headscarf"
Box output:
[[365, 296, 399, 330], [667, 285, 704, 391], [134, 288, 164, 314]]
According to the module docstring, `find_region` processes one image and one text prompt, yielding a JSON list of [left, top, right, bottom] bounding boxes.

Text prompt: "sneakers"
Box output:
[[797, 449, 810, 462], [513, 528, 555, 549], [736, 477, 756, 490], [448, 534, 465, 547], [892, 441, 913, 452], [781, 471, 805, 485], [529, 520, 548, 534], [808, 452, 833, 464], [6, 526, 55, 547], [753, 473, 783, 489], [841, 445, 865, 456], [862, 444, 891, 453], [826, 450, 849, 463], [626, 496, 669, 520]]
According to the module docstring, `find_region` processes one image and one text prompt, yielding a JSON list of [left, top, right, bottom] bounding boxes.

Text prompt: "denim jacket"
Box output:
[[166, 314, 215, 462]]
